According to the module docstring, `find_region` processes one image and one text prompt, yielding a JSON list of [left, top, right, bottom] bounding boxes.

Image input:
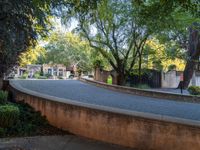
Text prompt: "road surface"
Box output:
[[13, 80, 200, 122]]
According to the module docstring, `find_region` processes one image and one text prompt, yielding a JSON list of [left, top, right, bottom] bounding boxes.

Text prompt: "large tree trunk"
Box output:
[[116, 71, 126, 85], [178, 23, 200, 89], [115, 61, 126, 85], [182, 61, 196, 88]]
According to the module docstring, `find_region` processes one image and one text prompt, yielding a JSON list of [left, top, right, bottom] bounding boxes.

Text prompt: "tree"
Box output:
[[0, 0, 60, 88], [62, 0, 154, 85], [44, 31, 94, 72], [135, 0, 200, 88], [181, 23, 200, 88], [19, 45, 46, 67], [0, 0, 97, 87], [145, 39, 185, 71]]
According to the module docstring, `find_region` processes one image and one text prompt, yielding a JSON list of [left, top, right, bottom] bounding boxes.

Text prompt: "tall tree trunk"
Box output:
[[179, 23, 200, 89], [117, 72, 126, 85], [182, 61, 196, 88]]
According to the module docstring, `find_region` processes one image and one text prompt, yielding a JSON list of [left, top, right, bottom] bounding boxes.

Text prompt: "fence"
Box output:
[[128, 69, 161, 88]]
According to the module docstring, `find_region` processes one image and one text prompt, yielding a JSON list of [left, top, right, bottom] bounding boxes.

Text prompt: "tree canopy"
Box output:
[[60, 0, 200, 85], [0, 0, 56, 77], [43, 31, 98, 72]]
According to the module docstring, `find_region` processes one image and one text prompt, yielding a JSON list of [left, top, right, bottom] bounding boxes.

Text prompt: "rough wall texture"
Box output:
[[10, 86, 200, 150]]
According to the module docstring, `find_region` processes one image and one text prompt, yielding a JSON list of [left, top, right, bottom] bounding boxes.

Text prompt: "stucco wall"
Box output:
[[162, 71, 180, 88], [9, 81, 200, 150]]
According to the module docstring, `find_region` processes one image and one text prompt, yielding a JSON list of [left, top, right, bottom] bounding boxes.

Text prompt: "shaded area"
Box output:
[[0, 135, 132, 150]]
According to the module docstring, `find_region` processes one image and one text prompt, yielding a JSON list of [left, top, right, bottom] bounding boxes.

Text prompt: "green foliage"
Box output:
[[107, 76, 112, 85], [168, 64, 177, 71], [131, 84, 150, 89], [5, 102, 48, 136], [22, 72, 28, 79], [0, 105, 20, 128], [0, 127, 5, 137], [0, 0, 56, 77], [44, 32, 94, 72], [19, 46, 46, 67], [45, 73, 52, 79], [58, 76, 64, 80], [0, 91, 8, 105], [37, 76, 47, 79], [33, 71, 41, 79], [188, 86, 200, 95]]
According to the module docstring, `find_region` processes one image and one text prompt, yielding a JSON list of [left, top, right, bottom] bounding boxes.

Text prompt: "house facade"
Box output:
[[27, 65, 42, 78], [43, 64, 67, 77]]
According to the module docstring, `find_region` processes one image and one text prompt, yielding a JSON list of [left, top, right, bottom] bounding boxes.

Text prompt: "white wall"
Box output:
[[162, 70, 200, 88], [161, 70, 180, 88]]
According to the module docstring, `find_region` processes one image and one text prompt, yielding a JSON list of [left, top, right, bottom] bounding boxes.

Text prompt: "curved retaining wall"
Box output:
[[80, 78, 200, 103], [9, 80, 200, 150]]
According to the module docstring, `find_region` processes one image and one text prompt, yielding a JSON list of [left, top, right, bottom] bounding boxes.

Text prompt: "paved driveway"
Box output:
[[0, 135, 132, 150], [13, 80, 200, 122]]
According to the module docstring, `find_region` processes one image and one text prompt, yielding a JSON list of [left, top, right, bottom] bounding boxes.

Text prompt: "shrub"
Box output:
[[168, 64, 176, 71], [58, 76, 63, 79], [7, 102, 48, 136], [33, 71, 41, 79], [38, 76, 47, 79], [45, 73, 52, 79], [131, 84, 150, 89], [0, 105, 20, 128], [22, 72, 28, 79], [188, 86, 200, 95], [0, 127, 5, 137], [0, 90, 8, 105]]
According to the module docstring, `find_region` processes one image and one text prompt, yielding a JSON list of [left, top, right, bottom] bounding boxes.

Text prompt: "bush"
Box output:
[[45, 73, 52, 79], [22, 72, 28, 79], [33, 72, 40, 79], [0, 105, 20, 128], [58, 76, 63, 79], [168, 64, 176, 71], [7, 102, 48, 136], [0, 127, 5, 137], [0, 91, 8, 105], [131, 84, 150, 89], [38, 76, 47, 79], [188, 86, 200, 95]]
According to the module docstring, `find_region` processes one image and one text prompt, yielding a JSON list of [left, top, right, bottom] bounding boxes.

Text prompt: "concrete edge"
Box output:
[[80, 78, 200, 103], [9, 80, 200, 128]]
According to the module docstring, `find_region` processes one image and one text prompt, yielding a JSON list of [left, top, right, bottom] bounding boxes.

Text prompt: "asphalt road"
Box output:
[[13, 79, 200, 122]]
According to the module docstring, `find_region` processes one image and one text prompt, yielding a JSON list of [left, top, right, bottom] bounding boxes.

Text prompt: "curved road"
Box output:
[[13, 80, 200, 122]]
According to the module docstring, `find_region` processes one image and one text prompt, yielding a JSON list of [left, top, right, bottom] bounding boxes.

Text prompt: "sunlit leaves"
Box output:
[[44, 31, 94, 72]]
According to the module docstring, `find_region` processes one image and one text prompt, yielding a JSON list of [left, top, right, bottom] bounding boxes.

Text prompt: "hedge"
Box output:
[[188, 86, 200, 95], [0, 105, 20, 128]]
